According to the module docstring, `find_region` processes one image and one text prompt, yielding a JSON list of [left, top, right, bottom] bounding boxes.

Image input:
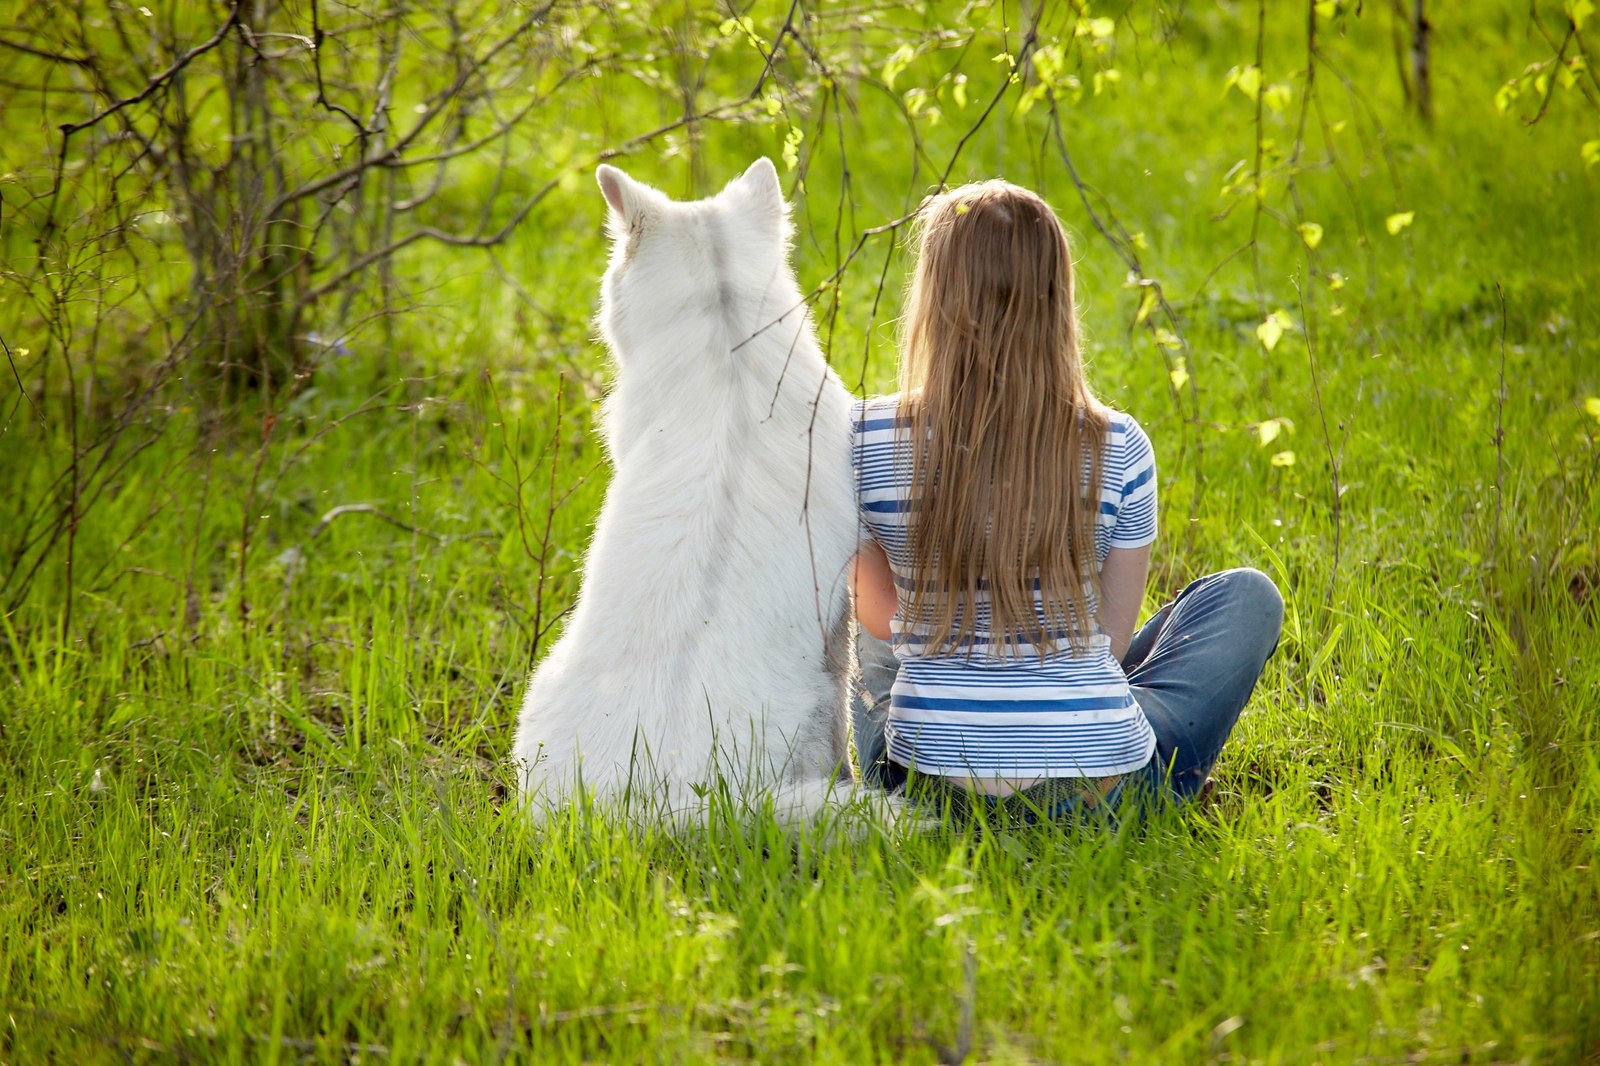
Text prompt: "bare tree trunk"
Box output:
[[1413, 0, 1433, 126]]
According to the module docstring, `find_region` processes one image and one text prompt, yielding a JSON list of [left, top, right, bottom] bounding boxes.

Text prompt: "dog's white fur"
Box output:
[[512, 158, 859, 822]]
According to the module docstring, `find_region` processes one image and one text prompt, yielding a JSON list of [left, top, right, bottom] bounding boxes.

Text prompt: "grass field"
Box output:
[[2, 2, 1598, 1062]]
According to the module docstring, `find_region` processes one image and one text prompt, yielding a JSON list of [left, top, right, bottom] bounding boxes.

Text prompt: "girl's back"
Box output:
[[853, 395, 1158, 781]]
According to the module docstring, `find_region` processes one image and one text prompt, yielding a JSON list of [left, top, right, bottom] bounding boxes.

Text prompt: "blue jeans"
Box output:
[[851, 568, 1283, 821]]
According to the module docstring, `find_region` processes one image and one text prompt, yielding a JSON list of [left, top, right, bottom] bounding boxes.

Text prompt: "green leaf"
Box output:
[[1014, 82, 1047, 117], [1153, 327, 1182, 350], [1385, 211, 1415, 235], [1134, 287, 1157, 325], [1297, 221, 1324, 249], [1256, 310, 1293, 351], [1168, 357, 1189, 391], [1032, 44, 1065, 89], [1582, 140, 1600, 169], [1256, 419, 1283, 446], [883, 45, 915, 90], [1257, 318, 1283, 351], [1568, 0, 1595, 32], [1585, 396, 1600, 421], [782, 127, 804, 171], [1270, 450, 1296, 468], [1225, 64, 1262, 101]]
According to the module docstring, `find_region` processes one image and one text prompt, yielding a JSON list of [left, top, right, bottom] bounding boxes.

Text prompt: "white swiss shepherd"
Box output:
[[512, 158, 860, 823]]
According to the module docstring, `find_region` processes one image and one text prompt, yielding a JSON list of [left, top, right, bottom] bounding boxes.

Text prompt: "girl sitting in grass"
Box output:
[[849, 180, 1283, 823]]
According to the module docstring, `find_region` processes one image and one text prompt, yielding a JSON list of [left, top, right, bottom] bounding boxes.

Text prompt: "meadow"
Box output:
[[1, 1, 1597, 1062]]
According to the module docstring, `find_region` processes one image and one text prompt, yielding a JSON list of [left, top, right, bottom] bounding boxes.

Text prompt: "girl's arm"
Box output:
[[1098, 545, 1151, 662], [851, 540, 897, 641]]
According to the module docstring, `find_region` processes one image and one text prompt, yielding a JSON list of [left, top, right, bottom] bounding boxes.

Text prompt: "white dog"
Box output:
[[512, 158, 859, 823]]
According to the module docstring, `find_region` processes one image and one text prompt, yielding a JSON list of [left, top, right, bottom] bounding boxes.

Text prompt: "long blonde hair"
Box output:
[[898, 180, 1108, 657]]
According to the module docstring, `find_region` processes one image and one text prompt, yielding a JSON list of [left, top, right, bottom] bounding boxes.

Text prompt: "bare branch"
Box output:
[[56, 4, 242, 137]]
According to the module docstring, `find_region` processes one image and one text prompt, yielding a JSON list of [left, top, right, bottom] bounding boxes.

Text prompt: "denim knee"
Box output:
[[1224, 567, 1283, 661]]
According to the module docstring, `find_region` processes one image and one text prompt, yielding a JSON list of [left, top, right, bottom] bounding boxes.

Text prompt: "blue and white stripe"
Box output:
[[852, 395, 1159, 779]]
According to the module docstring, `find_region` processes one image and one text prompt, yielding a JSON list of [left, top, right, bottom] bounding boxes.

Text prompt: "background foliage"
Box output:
[[2, 1, 1597, 1062]]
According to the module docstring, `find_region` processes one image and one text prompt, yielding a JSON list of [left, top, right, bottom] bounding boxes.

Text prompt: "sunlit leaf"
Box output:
[[1256, 419, 1282, 446], [1153, 327, 1182, 350], [1297, 222, 1324, 249], [1169, 357, 1189, 391], [1270, 450, 1296, 468], [1314, 0, 1339, 17], [1226, 64, 1262, 101], [1583, 140, 1600, 169], [1328, 271, 1346, 290], [1257, 318, 1283, 351], [782, 127, 804, 171], [1494, 82, 1518, 114], [1134, 287, 1157, 325], [1385, 211, 1415, 235], [1015, 83, 1047, 116], [951, 74, 968, 109], [1257, 310, 1293, 351], [1569, 0, 1595, 32], [1090, 17, 1116, 38], [1129, 231, 1148, 251], [883, 45, 916, 90], [1585, 396, 1600, 421], [1263, 83, 1292, 113]]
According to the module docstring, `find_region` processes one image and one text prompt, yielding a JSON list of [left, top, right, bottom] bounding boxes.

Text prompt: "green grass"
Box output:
[[3, 2, 1599, 1062]]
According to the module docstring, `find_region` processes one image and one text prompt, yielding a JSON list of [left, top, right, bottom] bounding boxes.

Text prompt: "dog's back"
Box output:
[[512, 159, 857, 820]]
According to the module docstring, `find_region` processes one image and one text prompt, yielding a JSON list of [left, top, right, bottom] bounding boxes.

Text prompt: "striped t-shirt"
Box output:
[[851, 395, 1159, 780]]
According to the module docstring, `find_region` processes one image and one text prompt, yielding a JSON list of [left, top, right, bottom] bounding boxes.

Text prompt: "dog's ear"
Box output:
[[597, 164, 645, 225], [728, 157, 790, 235], [736, 157, 781, 203]]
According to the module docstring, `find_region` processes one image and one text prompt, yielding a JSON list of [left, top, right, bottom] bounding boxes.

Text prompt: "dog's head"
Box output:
[[592, 159, 795, 366]]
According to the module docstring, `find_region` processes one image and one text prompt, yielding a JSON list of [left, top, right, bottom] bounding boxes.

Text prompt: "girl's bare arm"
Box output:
[[1098, 545, 1152, 662], [850, 540, 897, 641]]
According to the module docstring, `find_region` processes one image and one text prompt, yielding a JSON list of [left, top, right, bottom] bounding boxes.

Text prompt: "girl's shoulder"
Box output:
[[851, 393, 904, 424], [1098, 405, 1140, 432], [1097, 407, 1157, 474]]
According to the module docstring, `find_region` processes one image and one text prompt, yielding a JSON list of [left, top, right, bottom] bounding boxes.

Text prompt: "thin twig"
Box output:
[[1294, 277, 1340, 607], [307, 503, 442, 541], [1492, 282, 1508, 559]]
